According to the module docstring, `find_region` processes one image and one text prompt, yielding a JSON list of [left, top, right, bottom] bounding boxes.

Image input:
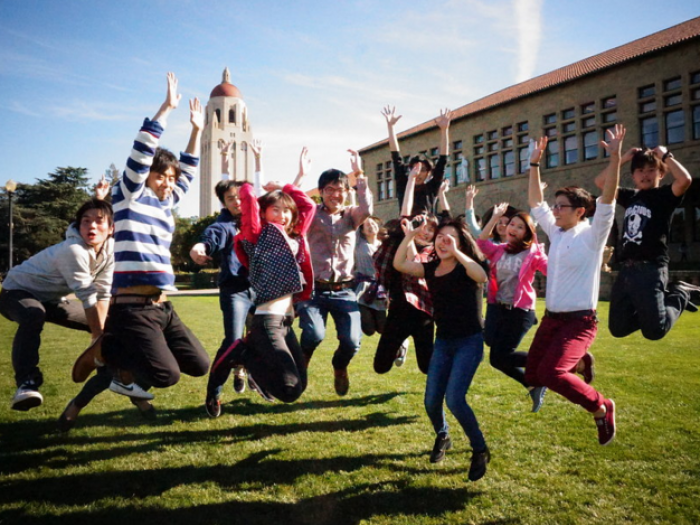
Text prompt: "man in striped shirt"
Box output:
[[100, 73, 209, 402]]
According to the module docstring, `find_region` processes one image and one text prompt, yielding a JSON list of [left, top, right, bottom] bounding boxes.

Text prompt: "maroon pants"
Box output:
[[525, 313, 604, 413]]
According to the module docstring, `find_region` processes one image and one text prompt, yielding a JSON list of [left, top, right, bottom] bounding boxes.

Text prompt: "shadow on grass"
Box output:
[[0, 407, 417, 475], [0, 477, 497, 525]]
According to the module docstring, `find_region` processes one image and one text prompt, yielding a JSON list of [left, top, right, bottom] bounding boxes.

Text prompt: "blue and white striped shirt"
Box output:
[[112, 118, 198, 291]]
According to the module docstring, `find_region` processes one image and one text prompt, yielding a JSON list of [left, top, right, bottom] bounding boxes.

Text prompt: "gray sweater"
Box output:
[[2, 225, 114, 308]]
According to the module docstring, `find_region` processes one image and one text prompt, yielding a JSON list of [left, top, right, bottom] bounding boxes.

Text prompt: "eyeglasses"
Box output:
[[551, 203, 576, 210], [323, 186, 347, 196]]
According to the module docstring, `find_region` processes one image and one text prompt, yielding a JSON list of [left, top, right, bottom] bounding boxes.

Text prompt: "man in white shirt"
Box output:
[[524, 124, 625, 446]]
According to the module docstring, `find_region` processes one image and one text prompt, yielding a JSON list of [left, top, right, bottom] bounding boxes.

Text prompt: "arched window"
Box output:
[[215, 109, 221, 123], [228, 108, 236, 124]]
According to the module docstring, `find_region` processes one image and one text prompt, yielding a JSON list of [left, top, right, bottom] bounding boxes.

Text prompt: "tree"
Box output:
[[170, 213, 218, 272]]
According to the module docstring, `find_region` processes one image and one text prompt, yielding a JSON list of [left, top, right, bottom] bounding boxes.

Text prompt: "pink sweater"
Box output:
[[477, 239, 548, 310]]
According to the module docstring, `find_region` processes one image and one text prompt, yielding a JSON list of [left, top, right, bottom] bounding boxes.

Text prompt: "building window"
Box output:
[[640, 116, 659, 148], [502, 138, 513, 148], [489, 154, 500, 179], [664, 77, 682, 91], [583, 131, 598, 160], [518, 146, 529, 174], [638, 85, 656, 98], [377, 181, 385, 201], [502, 125, 513, 136], [639, 101, 656, 113], [581, 102, 595, 114], [546, 139, 559, 168], [474, 145, 484, 155], [665, 110, 685, 144], [564, 136, 578, 165], [215, 109, 221, 123], [503, 150, 515, 177], [518, 134, 529, 144], [487, 130, 498, 141], [665, 94, 682, 107], [517, 121, 529, 132], [387, 179, 395, 200], [562, 108, 575, 120], [228, 108, 236, 123], [453, 140, 463, 150], [545, 127, 557, 138], [385, 161, 392, 170], [582, 116, 595, 128], [693, 105, 700, 140], [563, 122, 576, 133], [488, 142, 499, 152], [692, 88, 700, 101], [602, 111, 617, 123], [430, 147, 439, 157], [474, 134, 484, 144], [475, 158, 486, 181], [543, 113, 556, 125], [602, 96, 617, 108], [456, 156, 469, 184], [692, 71, 700, 85]]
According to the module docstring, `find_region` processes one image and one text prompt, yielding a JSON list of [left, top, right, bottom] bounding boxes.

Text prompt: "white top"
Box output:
[[531, 199, 615, 312]]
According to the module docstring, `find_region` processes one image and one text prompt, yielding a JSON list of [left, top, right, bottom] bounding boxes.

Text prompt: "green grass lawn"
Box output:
[[1, 296, 699, 524]]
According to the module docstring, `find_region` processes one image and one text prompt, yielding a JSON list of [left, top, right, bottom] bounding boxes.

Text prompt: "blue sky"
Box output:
[[1, 0, 699, 217]]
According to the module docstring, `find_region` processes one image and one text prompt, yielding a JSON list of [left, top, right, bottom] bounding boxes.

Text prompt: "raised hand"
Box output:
[[529, 137, 548, 164], [348, 149, 363, 177], [164, 72, 182, 110], [249, 139, 263, 159], [600, 124, 626, 157], [621, 146, 642, 164], [381, 105, 402, 126], [492, 202, 510, 219], [465, 184, 479, 208], [439, 178, 451, 195], [408, 163, 422, 181], [95, 173, 110, 201], [434, 108, 452, 129], [652, 144, 669, 161], [189, 97, 203, 131]]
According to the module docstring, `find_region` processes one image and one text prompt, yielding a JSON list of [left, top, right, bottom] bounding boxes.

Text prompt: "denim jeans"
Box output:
[[609, 262, 687, 341], [297, 288, 362, 370], [207, 288, 255, 398], [0, 288, 89, 387], [484, 303, 536, 388], [424, 333, 486, 452]]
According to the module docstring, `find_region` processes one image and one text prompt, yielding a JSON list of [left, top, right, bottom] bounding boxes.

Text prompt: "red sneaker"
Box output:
[[595, 399, 616, 446]]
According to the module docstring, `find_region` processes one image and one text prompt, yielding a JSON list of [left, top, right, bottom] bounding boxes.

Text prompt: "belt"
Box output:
[[497, 301, 513, 310], [315, 280, 355, 292], [110, 293, 167, 306], [622, 259, 654, 268], [544, 309, 595, 320]]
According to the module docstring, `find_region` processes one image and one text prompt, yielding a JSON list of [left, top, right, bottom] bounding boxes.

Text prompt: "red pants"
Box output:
[[525, 313, 604, 413]]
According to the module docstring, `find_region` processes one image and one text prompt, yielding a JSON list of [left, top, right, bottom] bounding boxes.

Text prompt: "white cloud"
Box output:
[[514, 0, 544, 82]]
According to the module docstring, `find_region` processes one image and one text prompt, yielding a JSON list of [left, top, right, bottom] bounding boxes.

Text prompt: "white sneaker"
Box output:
[[394, 339, 409, 368], [11, 384, 44, 411], [109, 379, 154, 400]]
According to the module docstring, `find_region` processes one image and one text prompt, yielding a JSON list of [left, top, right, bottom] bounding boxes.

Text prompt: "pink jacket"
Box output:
[[476, 238, 547, 310]]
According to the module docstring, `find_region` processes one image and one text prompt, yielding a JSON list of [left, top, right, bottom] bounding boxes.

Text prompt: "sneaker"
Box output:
[[211, 338, 247, 375], [205, 395, 222, 418], [529, 386, 547, 413], [468, 447, 491, 482], [131, 399, 157, 420], [595, 399, 616, 446], [247, 373, 275, 403], [233, 366, 247, 394], [429, 433, 452, 463], [577, 352, 596, 384], [676, 281, 700, 311], [394, 340, 409, 368], [334, 368, 350, 396], [11, 383, 43, 411], [109, 379, 155, 400]]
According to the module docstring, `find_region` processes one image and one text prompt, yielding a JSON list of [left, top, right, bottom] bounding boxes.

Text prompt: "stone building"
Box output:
[[359, 17, 700, 263], [199, 68, 254, 217]]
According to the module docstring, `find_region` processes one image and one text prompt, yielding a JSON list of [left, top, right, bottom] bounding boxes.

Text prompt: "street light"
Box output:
[[5, 179, 17, 270]]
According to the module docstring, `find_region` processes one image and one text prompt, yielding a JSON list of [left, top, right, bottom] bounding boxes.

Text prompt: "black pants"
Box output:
[[0, 288, 89, 387], [374, 298, 434, 374], [484, 303, 536, 388], [102, 302, 209, 389], [244, 314, 307, 403], [609, 262, 688, 341]]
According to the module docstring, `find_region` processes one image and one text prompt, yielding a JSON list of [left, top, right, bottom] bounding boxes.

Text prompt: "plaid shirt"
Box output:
[[373, 240, 433, 316]]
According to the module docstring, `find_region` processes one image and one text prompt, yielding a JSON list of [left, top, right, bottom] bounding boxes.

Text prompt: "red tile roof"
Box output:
[[360, 16, 700, 153]]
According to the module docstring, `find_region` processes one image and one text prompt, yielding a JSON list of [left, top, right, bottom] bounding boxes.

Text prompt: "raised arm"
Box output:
[[152, 72, 181, 124], [94, 173, 110, 201], [479, 202, 509, 240], [382, 105, 402, 153], [464, 184, 483, 236], [594, 146, 639, 190], [348, 149, 372, 227], [599, 124, 626, 204], [292, 146, 311, 188], [653, 145, 692, 197], [185, 98, 203, 155], [528, 137, 547, 208], [393, 225, 425, 277], [249, 139, 264, 194], [435, 108, 452, 157], [400, 164, 421, 217], [437, 178, 451, 215], [443, 234, 488, 283]]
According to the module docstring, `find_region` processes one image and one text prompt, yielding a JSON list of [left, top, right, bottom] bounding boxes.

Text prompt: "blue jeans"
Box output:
[[424, 333, 486, 452], [484, 303, 536, 388], [207, 288, 255, 398], [297, 289, 362, 370]]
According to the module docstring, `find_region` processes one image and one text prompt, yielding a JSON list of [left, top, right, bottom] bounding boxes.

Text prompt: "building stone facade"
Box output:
[[359, 17, 700, 264], [199, 68, 254, 217]]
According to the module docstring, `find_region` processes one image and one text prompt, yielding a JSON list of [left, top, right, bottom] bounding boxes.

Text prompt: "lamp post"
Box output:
[[5, 179, 17, 270]]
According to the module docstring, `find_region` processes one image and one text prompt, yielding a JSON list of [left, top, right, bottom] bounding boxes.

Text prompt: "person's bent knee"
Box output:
[[640, 326, 667, 341], [278, 384, 303, 403], [149, 369, 181, 388]]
